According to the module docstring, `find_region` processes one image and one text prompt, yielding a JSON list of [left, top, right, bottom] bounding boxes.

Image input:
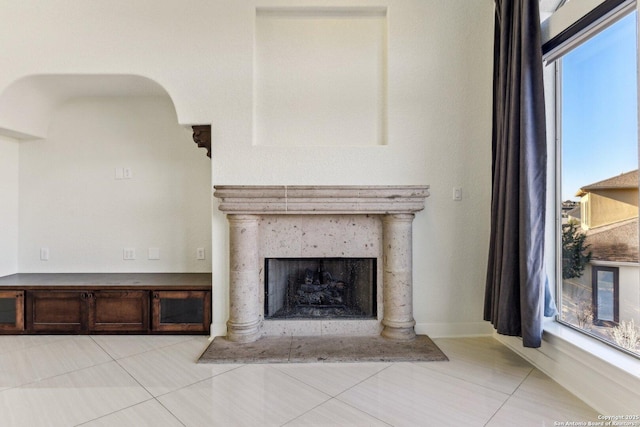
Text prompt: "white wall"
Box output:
[[0, 0, 495, 335], [18, 96, 212, 272], [0, 0, 223, 129], [0, 135, 19, 276], [207, 0, 495, 335]]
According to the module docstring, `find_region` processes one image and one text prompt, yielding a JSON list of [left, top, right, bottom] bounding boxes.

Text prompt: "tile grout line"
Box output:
[[408, 357, 531, 397], [84, 336, 242, 427], [330, 363, 396, 426], [88, 335, 117, 362], [0, 335, 69, 358], [483, 366, 536, 426], [275, 362, 395, 427], [0, 336, 117, 392], [89, 335, 200, 361], [3, 337, 161, 427], [152, 364, 246, 400], [278, 395, 394, 427], [72, 396, 186, 427], [88, 335, 154, 395], [428, 338, 544, 396], [103, 335, 246, 400]]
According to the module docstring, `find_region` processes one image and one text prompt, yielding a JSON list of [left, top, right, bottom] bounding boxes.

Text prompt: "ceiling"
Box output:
[[540, 0, 566, 17]]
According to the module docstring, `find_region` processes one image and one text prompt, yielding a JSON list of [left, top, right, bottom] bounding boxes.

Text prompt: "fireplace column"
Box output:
[[227, 214, 262, 342], [381, 214, 416, 340]]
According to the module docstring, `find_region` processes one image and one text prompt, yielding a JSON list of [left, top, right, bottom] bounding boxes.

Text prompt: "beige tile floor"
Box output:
[[0, 335, 599, 426]]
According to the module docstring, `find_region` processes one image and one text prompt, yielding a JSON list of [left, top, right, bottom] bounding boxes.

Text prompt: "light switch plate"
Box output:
[[453, 187, 463, 201], [148, 247, 160, 260]]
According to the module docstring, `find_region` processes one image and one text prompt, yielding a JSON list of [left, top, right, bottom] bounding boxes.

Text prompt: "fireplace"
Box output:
[[264, 257, 377, 319], [213, 185, 429, 342]]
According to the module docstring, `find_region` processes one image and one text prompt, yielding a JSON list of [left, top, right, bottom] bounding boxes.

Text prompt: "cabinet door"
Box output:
[[0, 290, 24, 333], [26, 290, 87, 333], [152, 290, 211, 333], [89, 290, 149, 333]]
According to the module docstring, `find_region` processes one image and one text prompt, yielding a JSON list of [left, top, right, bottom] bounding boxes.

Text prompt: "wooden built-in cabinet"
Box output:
[[0, 273, 211, 335]]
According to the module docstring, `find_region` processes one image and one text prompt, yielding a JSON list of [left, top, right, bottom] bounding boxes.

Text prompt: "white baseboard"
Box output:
[[494, 323, 640, 415], [415, 321, 494, 338]]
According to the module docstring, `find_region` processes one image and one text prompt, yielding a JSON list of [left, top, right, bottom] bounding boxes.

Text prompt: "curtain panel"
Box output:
[[484, 0, 548, 348]]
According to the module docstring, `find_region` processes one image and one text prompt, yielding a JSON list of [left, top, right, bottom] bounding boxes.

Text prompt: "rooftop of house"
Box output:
[[585, 217, 639, 263], [566, 205, 581, 220], [576, 170, 638, 197]]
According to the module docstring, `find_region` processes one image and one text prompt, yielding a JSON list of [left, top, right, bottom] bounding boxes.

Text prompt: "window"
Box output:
[[546, 1, 640, 356], [592, 265, 619, 326]]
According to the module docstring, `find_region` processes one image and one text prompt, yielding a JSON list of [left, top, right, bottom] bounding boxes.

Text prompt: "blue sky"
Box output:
[[561, 11, 638, 201]]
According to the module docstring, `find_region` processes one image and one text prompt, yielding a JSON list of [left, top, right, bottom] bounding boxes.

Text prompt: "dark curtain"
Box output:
[[484, 0, 548, 348]]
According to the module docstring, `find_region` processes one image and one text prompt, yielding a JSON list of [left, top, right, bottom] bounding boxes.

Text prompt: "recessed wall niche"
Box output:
[[254, 7, 388, 147]]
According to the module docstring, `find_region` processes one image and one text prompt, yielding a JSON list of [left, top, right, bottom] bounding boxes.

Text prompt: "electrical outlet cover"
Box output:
[[123, 248, 136, 260]]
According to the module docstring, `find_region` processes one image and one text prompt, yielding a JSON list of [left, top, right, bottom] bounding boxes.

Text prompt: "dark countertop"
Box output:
[[0, 273, 212, 290]]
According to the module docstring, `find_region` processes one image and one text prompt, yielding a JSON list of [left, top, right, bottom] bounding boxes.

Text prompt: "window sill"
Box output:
[[542, 319, 640, 378]]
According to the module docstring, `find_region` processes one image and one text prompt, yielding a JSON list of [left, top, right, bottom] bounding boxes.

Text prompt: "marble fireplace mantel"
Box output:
[[213, 185, 429, 343]]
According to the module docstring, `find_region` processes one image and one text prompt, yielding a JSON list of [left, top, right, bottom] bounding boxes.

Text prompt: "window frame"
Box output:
[[544, 0, 639, 358], [591, 265, 620, 327], [543, 0, 635, 63]]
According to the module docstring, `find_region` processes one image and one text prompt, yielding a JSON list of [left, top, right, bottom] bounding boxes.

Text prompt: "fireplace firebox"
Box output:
[[264, 258, 376, 319]]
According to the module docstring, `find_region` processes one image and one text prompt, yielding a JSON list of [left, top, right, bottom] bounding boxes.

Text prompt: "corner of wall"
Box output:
[[0, 135, 19, 276], [210, 322, 227, 339]]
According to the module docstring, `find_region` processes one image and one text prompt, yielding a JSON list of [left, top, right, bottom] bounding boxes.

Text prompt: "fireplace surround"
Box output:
[[213, 185, 429, 342]]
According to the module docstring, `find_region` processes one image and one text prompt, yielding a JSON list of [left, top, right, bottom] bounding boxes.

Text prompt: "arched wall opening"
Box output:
[[0, 74, 212, 274]]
